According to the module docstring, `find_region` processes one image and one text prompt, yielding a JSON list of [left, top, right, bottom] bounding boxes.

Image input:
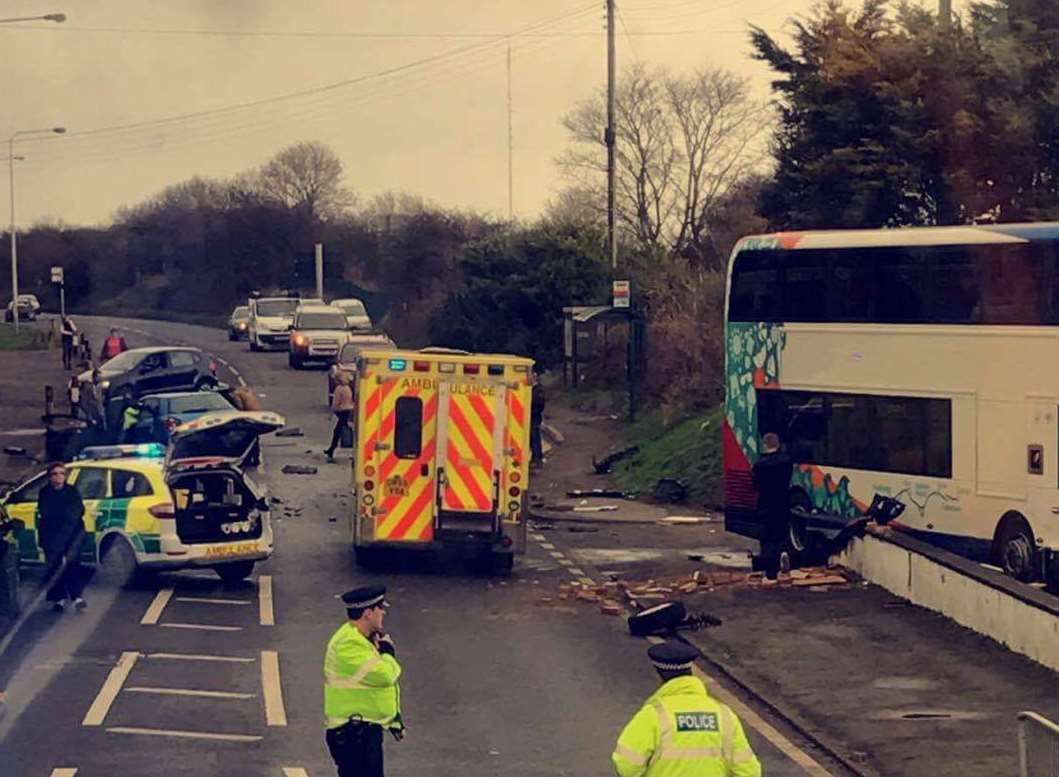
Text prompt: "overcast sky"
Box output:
[[0, 0, 969, 228]]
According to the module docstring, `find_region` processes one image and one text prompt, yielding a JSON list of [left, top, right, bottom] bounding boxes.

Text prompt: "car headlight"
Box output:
[[236, 322, 247, 329], [100, 380, 111, 389]]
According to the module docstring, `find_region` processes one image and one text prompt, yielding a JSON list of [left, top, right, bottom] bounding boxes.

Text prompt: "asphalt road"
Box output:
[[0, 316, 855, 777]]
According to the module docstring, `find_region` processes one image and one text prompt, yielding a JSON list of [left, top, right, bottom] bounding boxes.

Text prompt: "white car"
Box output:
[[331, 298, 373, 332], [288, 304, 351, 369], [248, 296, 299, 352]]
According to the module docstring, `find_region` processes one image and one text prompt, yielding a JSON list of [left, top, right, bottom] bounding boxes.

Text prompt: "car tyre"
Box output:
[[215, 560, 255, 585], [249, 337, 260, 352], [994, 517, 1037, 582], [289, 354, 303, 369], [194, 377, 217, 391], [97, 535, 140, 589]]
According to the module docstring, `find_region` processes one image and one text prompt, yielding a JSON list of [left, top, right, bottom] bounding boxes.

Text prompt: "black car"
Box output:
[[78, 347, 218, 411]]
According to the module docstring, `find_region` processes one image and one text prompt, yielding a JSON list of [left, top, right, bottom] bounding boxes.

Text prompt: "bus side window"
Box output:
[[729, 251, 782, 322], [933, 247, 981, 324], [876, 247, 927, 323]]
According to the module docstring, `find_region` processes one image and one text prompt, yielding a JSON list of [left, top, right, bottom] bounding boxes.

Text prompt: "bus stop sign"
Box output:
[[613, 280, 630, 309], [50, 266, 63, 284]]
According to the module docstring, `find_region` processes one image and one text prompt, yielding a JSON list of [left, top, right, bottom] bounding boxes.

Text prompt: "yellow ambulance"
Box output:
[[350, 348, 534, 574]]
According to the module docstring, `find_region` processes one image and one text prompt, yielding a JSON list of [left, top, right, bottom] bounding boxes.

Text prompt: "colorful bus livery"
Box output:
[[723, 222, 1059, 588]]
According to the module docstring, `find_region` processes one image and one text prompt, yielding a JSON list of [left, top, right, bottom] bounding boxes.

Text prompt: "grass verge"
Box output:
[[611, 404, 724, 509], [0, 324, 49, 350]]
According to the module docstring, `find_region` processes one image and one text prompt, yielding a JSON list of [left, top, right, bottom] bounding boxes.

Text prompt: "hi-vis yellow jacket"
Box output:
[[324, 623, 402, 730], [612, 675, 761, 777]]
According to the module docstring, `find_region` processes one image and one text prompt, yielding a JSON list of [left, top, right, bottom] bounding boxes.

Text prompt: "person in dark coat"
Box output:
[[752, 432, 793, 580], [529, 372, 546, 468], [36, 462, 87, 612], [59, 316, 78, 370]]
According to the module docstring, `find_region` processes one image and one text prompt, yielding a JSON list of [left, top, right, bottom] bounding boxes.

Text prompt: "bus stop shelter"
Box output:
[[561, 305, 646, 420]]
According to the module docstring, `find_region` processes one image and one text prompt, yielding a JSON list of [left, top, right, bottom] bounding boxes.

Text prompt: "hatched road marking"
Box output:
[[259, 575, 275, 626], [83, 651, 139, 726], [160, 622, 243, 632], [261, 650, 287, 726], [646, 636, 836, 777], [140, 588, 174, 625], [126, 686, 256, 700], [106, 726, 262, 742], [147, 652, 256, 663], [49, 770, 78, 777]]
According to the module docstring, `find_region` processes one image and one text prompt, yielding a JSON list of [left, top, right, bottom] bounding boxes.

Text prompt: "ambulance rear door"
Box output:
[[366, 366, 439, 545], [436, 377, 507, 531]]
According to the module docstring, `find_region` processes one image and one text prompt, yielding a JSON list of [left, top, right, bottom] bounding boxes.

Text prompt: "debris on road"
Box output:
[[571, 504, 619, 513], [270, 496, 284, 505], [652, 477, 688, 504], [659, 515, 706, 525], [599, 600, 624, 616], [541, 422, 565, 445], [566, 525, 599, 533], [275, 426, 304, 437], [565, 488, 632, 499], [281, 464, 318, 475], [530, 520, 555, 531], [591, 445, 639, 475]]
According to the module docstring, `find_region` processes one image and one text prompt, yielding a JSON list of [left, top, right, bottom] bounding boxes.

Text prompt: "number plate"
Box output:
[[204, 542, 259, 558], [384, 476, 408, 497]]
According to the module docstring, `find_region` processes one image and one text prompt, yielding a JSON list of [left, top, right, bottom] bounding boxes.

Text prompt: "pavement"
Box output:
[[0, 314, 1055, 777]]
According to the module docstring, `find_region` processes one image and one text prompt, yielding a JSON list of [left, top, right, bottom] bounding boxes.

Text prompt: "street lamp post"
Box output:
[[9, 127, 65, 332], [0, 14, 66, 24]]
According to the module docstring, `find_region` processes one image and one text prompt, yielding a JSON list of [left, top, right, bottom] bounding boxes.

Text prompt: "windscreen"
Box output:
[[339, 340, 394, 363], [233, 306, 249, 317], [297, 312, 348, 330], [167, 393, 232, 415], [336, 300, 367, 316], [100, 350, 143, 371], [256, 299, 298, 317]]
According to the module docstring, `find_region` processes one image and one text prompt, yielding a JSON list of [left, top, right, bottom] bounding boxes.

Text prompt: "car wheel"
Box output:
[[249, 337, 260, 352], [195, 377, 217, 391], [627, 601, 687, 637], [228, 332, 237, 341], [488, 551, 514, 577], [97, 535, 139, 589], [289, 355, 302, 369], [215, 560, 255, 585]]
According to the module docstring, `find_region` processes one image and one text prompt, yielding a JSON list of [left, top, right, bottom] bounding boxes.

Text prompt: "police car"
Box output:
[[1, 410, 284, 585]]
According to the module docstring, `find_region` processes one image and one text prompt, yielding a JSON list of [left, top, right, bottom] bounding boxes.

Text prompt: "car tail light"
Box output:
[[509, 486, 520, 497], [510, 471, 521, 483], [364, 465, 376, 477], [149, 502, 175, 519], [508, 501, 520, 512], [364, 480, 375, 492]]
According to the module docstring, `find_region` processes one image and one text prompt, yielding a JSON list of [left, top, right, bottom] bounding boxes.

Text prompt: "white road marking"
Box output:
[[174, 596, 251, 605], [645, 636, 836, 777], [160, 623, 243, 632], [106, 726, 262, 742], [568, 567, 586, 577], [50, 770, 78, 777], [83, 651, 140, 726], [282, 769, 310, 777], [579, 577, 596, 586], [557, 558, 574, 566], [530, 533, 546, 541], [126, 686, 256, 700], [261, 650, 287, 726], [540, 542, 555, 550], [259, 575, 275, 626], [140, 588, 174, 625], [147, 652, 256, 663], [551, 551, 566, 559]]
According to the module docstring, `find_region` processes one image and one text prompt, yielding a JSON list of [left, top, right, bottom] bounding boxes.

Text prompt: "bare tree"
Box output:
[[258, 140, 353, 222], [558, 63, 770, 260]]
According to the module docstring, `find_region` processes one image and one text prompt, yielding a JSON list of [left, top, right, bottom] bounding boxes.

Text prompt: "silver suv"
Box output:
[[288, 305, 350, 369]]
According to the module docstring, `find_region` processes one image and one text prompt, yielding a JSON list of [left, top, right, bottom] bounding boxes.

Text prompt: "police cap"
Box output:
[[339, 585, 389, 610], [647, 640, 698, 672]]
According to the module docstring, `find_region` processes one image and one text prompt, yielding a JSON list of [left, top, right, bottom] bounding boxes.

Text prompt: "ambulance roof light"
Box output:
[[439, 362, 456, 373], [389, 359, 408, 371], [487, 364, 504, 376], [413, 361, 430, 372], [463, 363, 480, 375]]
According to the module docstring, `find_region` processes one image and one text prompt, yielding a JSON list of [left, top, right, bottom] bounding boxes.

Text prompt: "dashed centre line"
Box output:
[[540, 542, 556, 550], [259, 575, 275, 626]]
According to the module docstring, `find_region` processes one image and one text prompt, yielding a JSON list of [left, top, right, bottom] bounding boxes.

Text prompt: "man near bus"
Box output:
[[752, 432, 792, 580]]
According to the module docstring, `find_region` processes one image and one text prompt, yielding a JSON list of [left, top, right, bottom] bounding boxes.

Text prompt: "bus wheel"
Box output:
[[786, 488, 814, 562], [993, 516, 1037, 582]]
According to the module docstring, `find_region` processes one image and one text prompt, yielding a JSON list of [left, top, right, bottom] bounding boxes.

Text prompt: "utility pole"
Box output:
[[939, 0, 952, 27], [606, 0, 617, 271], [507, 36, 514, 221]]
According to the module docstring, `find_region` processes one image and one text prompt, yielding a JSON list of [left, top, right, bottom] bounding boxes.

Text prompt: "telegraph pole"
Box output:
[[507, 36, 514, 221], [606, 0, 617, 271], [939, 0, 952, 27]]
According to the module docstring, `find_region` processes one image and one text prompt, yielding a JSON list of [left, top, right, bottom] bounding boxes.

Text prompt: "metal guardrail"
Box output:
[[1019, 711, 1059, 777]]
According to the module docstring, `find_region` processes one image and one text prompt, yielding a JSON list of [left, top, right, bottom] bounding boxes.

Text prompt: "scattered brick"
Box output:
[[600, 601, 624, 616]]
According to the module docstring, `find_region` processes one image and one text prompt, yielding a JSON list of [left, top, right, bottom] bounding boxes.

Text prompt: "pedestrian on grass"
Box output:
[[612, 641, 761, 777], [530, 369, 546, 467], [324, 585, 404, 777], [752, 431, 793, 580], [99, 327, 128, 363], [36, 462, 87, 613], [59, 315, 78, 369], [324, 372, 355, 462]]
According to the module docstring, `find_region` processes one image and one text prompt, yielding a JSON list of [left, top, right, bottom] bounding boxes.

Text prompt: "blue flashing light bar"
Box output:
[[77, 443, 166, 461], [389, 359, 408, 371]]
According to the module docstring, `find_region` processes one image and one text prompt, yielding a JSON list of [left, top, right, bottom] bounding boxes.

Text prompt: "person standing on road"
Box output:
[[324, 372, 355, 462], [612, 641, 761, 777], [324, 585, 404, 777], [752, 432, 793, 580], [530, 370, 546, 468], [36, 462, 87, 613], [99, 327, 128, 363], [59, 315, 78, 369]]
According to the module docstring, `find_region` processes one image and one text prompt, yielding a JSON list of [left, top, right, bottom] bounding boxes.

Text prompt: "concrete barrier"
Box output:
[[836, 527, 1059, 672]]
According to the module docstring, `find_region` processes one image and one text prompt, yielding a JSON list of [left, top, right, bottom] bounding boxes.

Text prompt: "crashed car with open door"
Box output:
[[165, 410, 284, 583]]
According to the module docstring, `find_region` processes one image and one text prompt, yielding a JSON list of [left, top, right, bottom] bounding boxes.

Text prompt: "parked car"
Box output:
[[77, 347, 218, 425], [288, 304, 350, 369], [123, 389, 237, 444], [2, 409, 284, 585], [228, 305, 251, 341], [247, 296, 299, 351], [331, 298, 373, 332], [4, 294, 40, 322], [327, 334, 397, 403]]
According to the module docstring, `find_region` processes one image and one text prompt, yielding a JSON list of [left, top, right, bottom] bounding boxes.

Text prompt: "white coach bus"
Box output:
[[722, 222, 1059, 589]]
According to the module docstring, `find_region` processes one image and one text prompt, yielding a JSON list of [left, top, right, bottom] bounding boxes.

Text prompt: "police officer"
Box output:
[[324, 585, 404, 777], [612, 641, 761, 777]]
